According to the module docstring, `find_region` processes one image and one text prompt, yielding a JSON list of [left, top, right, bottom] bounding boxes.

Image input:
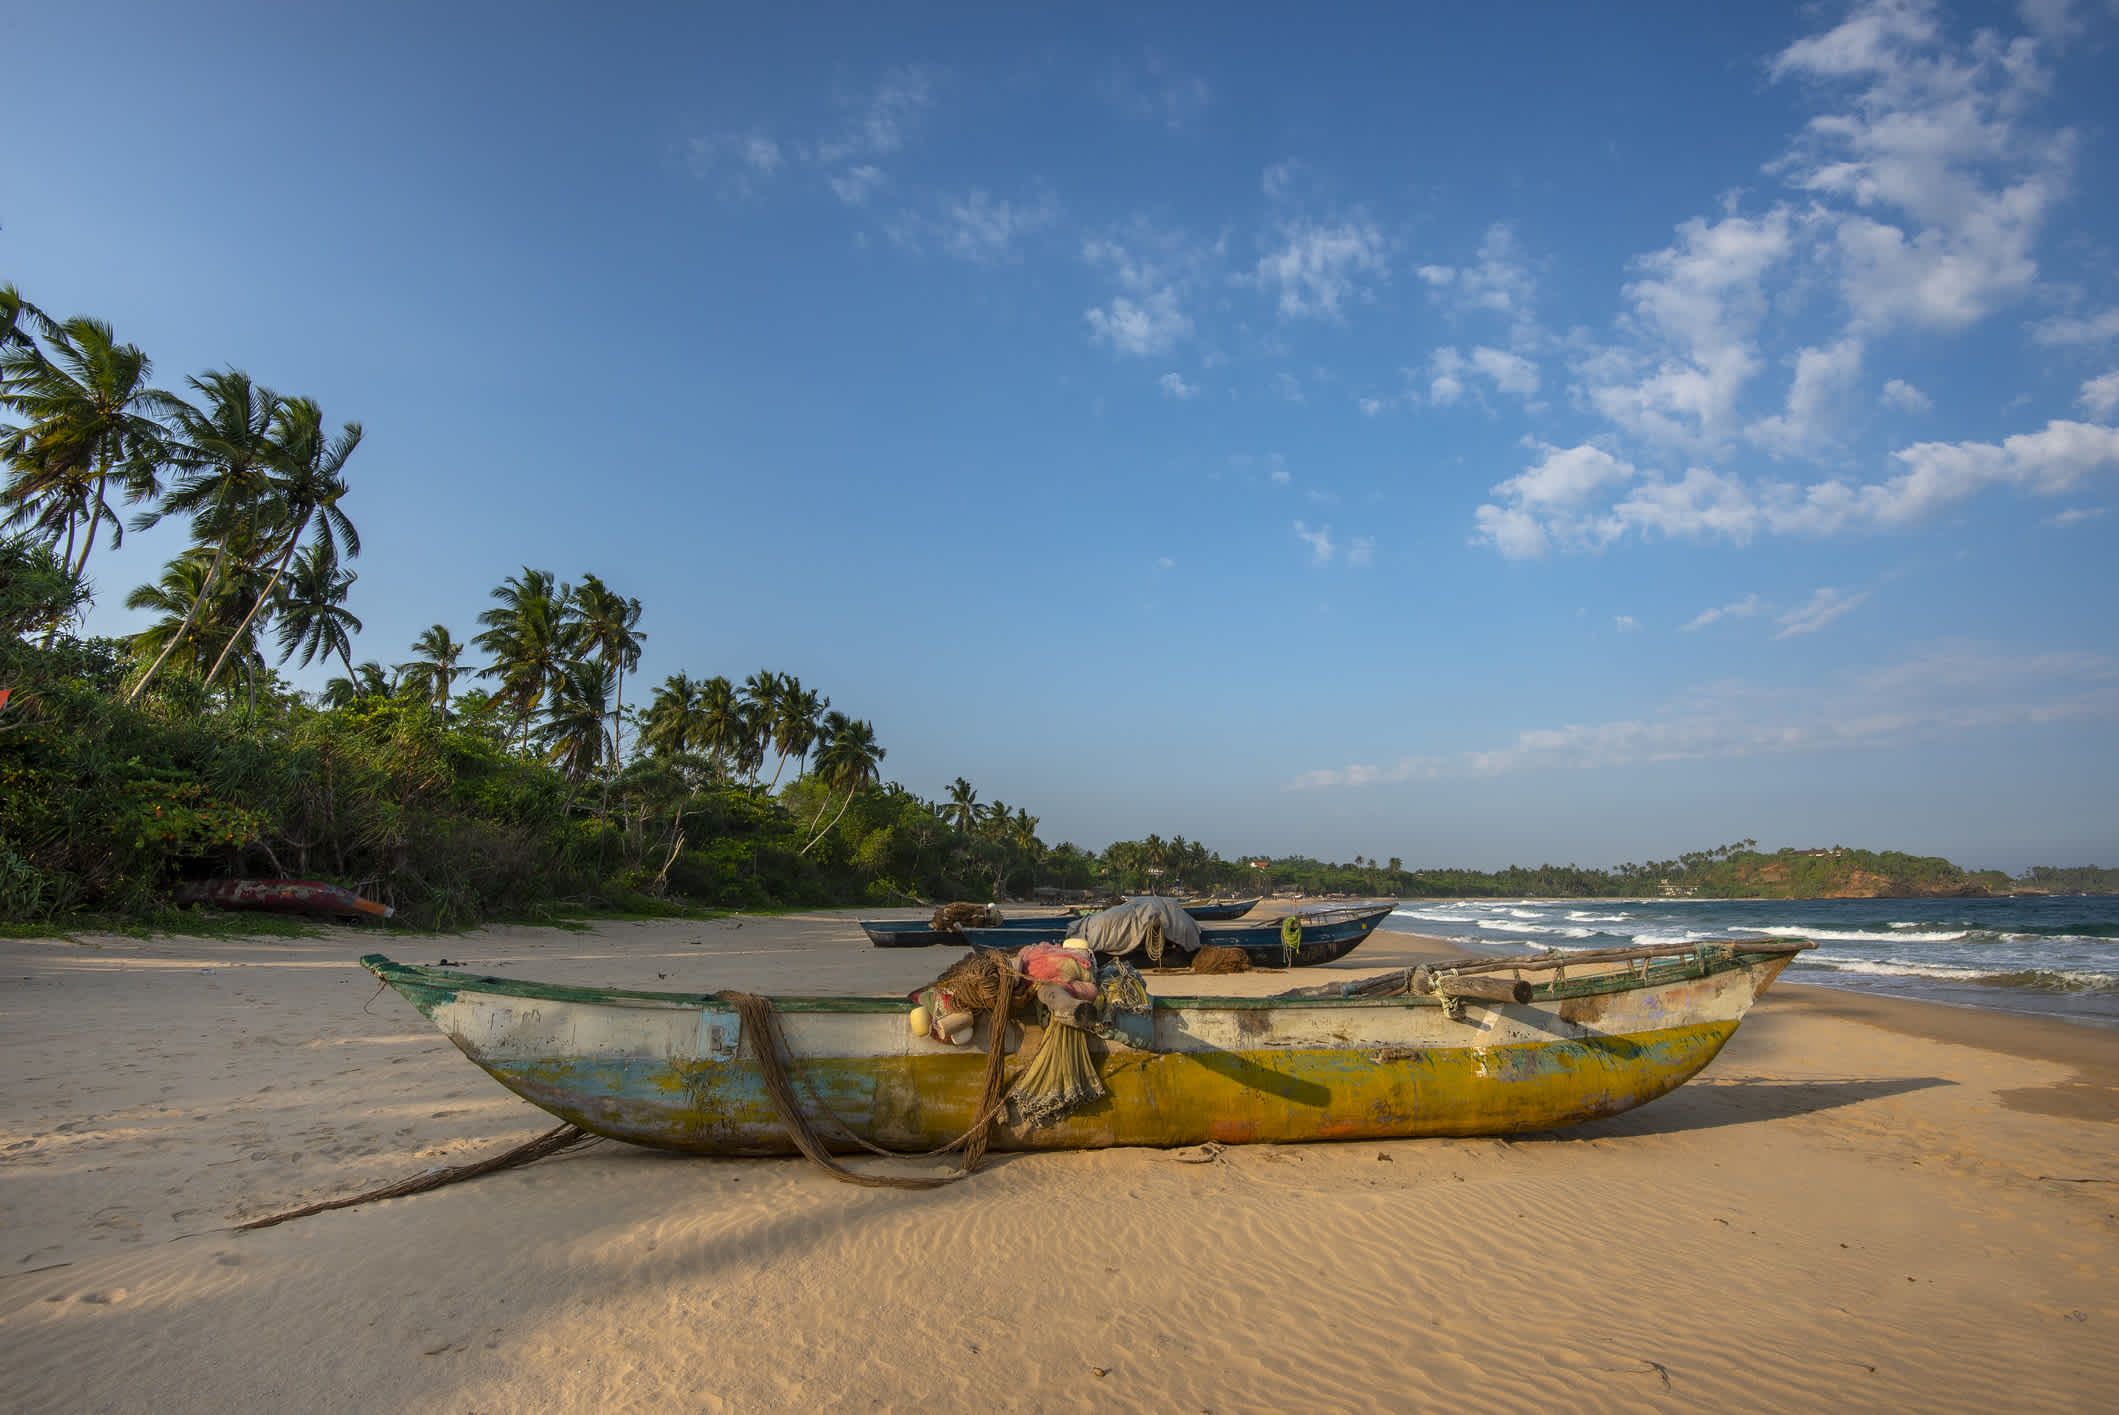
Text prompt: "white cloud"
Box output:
[[1085, 290, 1191, 356], [1776, 586, 1868, 638], [828, 165, 887, 206], [1615, 615, 1640, 632], [1156, 555, 1177, 569], [1769, 0, 2070, 335], [2047, 505, 2107, 527], [1253, 218, 1389, 320], [1428, 348, 1467, 406], [1270, 464, 1291, 486], [1286, 643, 2119, 789], [1347, 536, 1375, 567], [1881, 377, 1933, 412], [1159, 372, 1199, 400], [1587, 207, 1794, 448], [1471, 346, 1540, 396], [1473, 442, 1639, 558], [1358, 397, 1387, 417], [1681, 593, 1763, 631], [1261, 159, 1304, 201], [937, 188, 1055, 263], [2080, 371, 2119, 420], [1478, 419, 2119, 554], [2017, 0, 2086, 42], [1416, 224, 1537, 322], [818, 67, 935, 164], [2033, 307, 2119, 345], [1272, 371, 1306, 404], [1748, 337, 1866, 456], [1293, 521, 1335, 564], [686, 129, 786, 194]]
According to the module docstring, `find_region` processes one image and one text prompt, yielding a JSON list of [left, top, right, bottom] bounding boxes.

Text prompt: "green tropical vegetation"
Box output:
[[1, 285, 2110, 930]]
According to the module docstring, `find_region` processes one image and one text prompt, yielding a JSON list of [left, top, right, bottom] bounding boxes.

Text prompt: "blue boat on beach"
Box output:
[[961, 903, 1397, 969], [860, 913, 1081, 948]]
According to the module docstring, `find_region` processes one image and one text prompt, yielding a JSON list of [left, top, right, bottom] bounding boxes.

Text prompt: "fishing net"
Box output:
[[1191, 944, 1251, 974], [930, 902, 1002, 932]]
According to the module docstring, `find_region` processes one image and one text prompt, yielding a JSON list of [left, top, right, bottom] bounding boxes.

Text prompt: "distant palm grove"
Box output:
[[1, 289, 2104, 927]]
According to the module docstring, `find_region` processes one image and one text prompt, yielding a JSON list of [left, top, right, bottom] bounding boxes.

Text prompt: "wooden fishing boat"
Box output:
[[959, 902, 1397, 968], [178, 877, 393, 919], [1181, 896, 1261, 921], [859, 913, 1078, 949], [359, 937, 1809, 1155]]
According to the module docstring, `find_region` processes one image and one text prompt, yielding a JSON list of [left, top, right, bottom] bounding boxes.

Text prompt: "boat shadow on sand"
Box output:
[[1535, 1073, 1953, 1141]]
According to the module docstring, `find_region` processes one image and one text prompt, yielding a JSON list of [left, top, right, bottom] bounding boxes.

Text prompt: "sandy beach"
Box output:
[[3, 912, 2114, 1413]]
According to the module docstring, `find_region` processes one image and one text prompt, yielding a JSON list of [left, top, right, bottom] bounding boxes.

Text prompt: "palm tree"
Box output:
[[1011, 807, 1041, 855], [0, 316, 174, 585], [639, 672, 699, 757], [801, 715, 885, 854], [946, 777, 978, 832], [398, 624, 465, 715], [203, 396, 361, 692], [0, 286, 54, 353], [573, 573, 645, 763], [693, 674, 742, 776], [125, 370, 281, 700], [738, 670, 783, 785], [770, 676, 828, 784], [473, 568, 576, 751], [123, 546, 264, 686], [273, 541, 362, 681], [539, 657, 616, 782], [322, 659, 393, 709], [980, 798, 1010, 838]]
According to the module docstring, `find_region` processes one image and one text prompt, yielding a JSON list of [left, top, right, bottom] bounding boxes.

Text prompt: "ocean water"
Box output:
[[1378, 894, 2119, 1030]]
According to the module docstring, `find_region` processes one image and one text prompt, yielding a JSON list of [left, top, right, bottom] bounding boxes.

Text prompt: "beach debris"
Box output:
[[1191, 944, 1250, 974], [930, 901, 1002, 933]]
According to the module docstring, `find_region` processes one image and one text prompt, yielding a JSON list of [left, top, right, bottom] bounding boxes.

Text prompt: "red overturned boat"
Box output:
[[178, 878, 393, 920]]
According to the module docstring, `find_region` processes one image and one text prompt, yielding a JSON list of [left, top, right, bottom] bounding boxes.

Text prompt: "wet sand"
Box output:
[[2, 911, 2114, 1412]]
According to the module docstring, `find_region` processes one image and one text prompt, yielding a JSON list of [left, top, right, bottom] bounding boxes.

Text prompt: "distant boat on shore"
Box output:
[[961, 902, 1397, 968], [177, 877, 393, 920]]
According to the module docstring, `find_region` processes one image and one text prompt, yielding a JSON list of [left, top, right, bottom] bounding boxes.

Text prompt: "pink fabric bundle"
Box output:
[[1017, 944, 1099, 1000]]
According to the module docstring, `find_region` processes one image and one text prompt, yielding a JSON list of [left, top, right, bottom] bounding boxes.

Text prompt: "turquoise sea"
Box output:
[[1377, 894, 2119, 1030]]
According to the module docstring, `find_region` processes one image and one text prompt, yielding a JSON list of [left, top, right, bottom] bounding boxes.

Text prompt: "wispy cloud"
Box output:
[[935, 188, 1057, 263], [1776, 586, 1868, 639], [828, 165, 887, 206], [2031, 306, 2119, 346], [1293, 520, 1335, 564], [1251, 217, 1389, 320], [1881, 378, 1932, 413], [1288, 643, 2119, 788], [1615, 614, 1640, 632], [2081, 371, 2119, 421], [2047, 505, 2108, 527], [1099, 54, 1212, 129], [1159, 372, 1199, 400], [1347, 536, 1375, 567], [818, 66, 936, 165], [1681, 593, 1762, 631]]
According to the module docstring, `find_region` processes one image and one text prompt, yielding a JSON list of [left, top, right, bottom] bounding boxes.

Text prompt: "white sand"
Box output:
[[3, 912, 2114, 1412]]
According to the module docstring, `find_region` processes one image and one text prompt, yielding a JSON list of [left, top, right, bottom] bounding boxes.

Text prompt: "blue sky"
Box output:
[[7, 0, 2118, 872]]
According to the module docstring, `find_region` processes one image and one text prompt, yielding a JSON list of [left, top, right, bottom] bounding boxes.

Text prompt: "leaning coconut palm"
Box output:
[[0, 317, 175, 586], [573, 573, 645, 763], [0, 285, 56, 353], [474, 568, 577, 752], [800, 714, 885, 855], [539, 657, 616, 783], [737, 670, 782, 785], [639, 672, 705, 759], [123, 546, 260, 685], [771, 677, 829, 784], [126, 370, 281, 701], [201, 396, 361, 693], [273, 541, 362, 682], [398, 624, 465, 715]]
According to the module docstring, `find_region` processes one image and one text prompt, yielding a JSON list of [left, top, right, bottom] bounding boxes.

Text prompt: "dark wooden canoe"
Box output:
[[1181, 897, 1261, 921], [860, 913, 1080, 948], [961, 903, 1398, 968], [176, 878, 393, 920]]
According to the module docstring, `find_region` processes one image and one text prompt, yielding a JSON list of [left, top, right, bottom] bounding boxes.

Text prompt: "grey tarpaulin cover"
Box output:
[[1065, 898, 1202, 959]]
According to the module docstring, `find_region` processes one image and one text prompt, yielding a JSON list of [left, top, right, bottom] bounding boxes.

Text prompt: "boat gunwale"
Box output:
[[358, 938, 1811, 1016]]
